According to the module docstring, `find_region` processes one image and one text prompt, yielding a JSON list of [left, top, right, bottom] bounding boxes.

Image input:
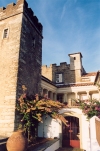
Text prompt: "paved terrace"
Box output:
[[0, 138, 85, 151]]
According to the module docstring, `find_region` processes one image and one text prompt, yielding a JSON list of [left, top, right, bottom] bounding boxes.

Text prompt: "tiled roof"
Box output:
[[56, 82, 94, 88], [94, 71, 100, 83], [41, 76, 57, 87], [82, 72, 97, 77], [42, 76, 95, 88]]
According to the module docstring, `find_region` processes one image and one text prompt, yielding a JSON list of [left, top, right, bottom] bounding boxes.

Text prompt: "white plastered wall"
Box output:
[[38, 108, 90, 150], [38, 115, 62, 139], [86, 116, 100, 151]]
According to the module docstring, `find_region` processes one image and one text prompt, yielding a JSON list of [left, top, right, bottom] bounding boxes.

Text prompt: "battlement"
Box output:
[[0, 0, 27, 17], [42, 62, 68, 69], [60, 62, 67, 66], [42, 64, 53, 69], [0, 0, 43, 34], [52, 62, 67, 68]]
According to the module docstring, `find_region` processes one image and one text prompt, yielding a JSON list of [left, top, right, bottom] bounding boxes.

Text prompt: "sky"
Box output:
[[0, 0, 100, 72]]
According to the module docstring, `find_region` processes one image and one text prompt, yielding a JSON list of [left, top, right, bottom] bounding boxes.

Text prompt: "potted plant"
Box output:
[[6, 129, 28, 151]]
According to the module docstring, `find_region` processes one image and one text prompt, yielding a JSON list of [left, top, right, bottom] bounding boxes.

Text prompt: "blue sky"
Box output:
[[0, 0, 100, 72]]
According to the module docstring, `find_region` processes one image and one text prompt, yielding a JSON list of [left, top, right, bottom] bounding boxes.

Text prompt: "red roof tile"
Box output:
[[82, 72, 97, 77]]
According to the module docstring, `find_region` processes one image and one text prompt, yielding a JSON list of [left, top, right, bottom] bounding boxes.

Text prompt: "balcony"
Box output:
[[67, 99, 80, 108]]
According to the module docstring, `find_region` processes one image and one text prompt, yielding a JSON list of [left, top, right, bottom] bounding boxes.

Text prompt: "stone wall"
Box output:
[[42, 53, 85, 84], [42, 65, 54, 81], [0, 0, 43, 137], [0, 1, 23, 137], [52, 62, 72, 83], [42, 63, 81, 84], [17, 1, 43, 97]]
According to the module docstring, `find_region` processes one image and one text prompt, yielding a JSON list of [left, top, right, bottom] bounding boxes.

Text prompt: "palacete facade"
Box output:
[[0, 0, 100, 150], [41, 52, 100, 150]]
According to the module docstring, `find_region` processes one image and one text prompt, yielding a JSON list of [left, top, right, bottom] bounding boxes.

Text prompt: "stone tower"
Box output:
[[0, 0, 43, 137], [42, 52, 85, 84], [68, 52, 83, 82]]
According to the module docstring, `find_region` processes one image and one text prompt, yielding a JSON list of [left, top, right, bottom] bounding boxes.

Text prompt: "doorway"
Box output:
[[62, 116, 80, 148]]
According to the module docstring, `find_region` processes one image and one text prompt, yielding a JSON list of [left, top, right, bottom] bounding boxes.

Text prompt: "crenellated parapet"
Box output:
[[42, 62, 68, 69], [23, 1, 43, 34], [0, 0, 43, 34], [0, 0, 26, 20], [52, 62, 68, 68]]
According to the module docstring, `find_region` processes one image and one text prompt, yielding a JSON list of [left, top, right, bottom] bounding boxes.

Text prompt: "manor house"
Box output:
[[40, 52, 100, 150], [0, 0, 100, 150]]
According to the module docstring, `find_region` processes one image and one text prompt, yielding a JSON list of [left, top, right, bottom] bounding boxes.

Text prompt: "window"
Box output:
[[74, 57, 76, 60], [56, 73, 63, 83], [3, 29, 8, 38]]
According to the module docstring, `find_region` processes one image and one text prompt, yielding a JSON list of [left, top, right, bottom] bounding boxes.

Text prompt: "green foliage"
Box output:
[[74, 99, 100, 119], [16, 85, 68, 141]]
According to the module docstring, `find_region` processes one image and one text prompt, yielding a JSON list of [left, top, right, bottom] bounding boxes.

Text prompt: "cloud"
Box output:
[[18, 0, 100, 72], [0, 0, 100, 72], [60, 3, 66, 20]]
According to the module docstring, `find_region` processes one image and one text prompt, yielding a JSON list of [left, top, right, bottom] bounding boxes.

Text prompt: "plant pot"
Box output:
[[6, 130, 28, 151]]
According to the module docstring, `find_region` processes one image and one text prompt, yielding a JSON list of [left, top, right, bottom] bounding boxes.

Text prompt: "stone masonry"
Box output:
[[0, 0, 43, 137], [42, 53, 86, 84]]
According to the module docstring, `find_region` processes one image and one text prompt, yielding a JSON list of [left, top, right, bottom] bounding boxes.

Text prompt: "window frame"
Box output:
[[55, 73, 63, 83], [3, 28, 9, 39]]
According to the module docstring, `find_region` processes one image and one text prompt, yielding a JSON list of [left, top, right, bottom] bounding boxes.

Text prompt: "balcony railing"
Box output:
[[67, 99, 80, 108]]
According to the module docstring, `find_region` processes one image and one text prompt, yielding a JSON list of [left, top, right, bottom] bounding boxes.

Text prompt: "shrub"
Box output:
[[74, 99, 100, 119], [16, 85, 68, 142]]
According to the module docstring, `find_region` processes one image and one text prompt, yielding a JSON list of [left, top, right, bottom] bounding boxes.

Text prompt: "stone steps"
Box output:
[[55, 147, 84, 151]]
